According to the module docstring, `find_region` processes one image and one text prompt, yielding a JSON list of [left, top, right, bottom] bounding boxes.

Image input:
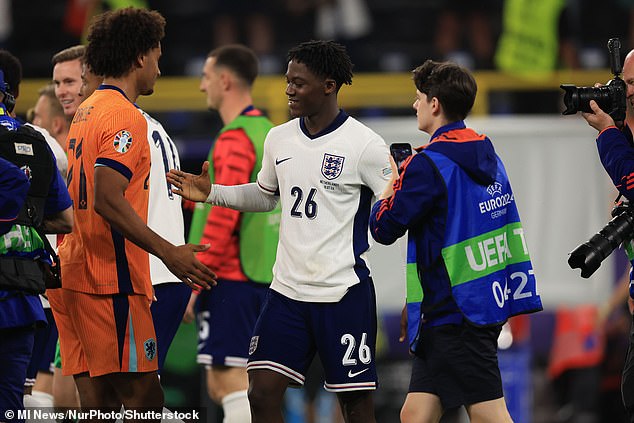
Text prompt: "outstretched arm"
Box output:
[[168, 162, 279, 212]]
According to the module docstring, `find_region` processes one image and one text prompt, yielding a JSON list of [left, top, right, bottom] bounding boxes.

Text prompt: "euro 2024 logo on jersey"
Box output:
[[321, 153, 345, 180], [486, 181, 503, 197], [113, 130, 132, 154]]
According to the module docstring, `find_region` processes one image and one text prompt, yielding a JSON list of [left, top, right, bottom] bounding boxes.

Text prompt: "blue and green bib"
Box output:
[[189, 114, 279, 284], [406, 150, 543, 348]]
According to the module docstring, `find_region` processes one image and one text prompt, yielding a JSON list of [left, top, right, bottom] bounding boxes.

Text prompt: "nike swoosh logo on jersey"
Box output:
[[275, 157, 292, 165], [347, 368, 369, 378]]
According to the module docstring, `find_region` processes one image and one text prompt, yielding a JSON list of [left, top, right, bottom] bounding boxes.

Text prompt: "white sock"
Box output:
[[221, 390, 251, 423], [24, 391, 55, 423], [24, 390, 54, 407]]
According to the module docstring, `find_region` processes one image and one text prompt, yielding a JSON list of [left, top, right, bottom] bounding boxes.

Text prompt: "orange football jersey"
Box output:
[[59, 87, 153, 299]]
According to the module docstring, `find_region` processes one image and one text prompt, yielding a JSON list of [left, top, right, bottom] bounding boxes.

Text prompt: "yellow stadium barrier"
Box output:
[[16, 69, 614, 125]]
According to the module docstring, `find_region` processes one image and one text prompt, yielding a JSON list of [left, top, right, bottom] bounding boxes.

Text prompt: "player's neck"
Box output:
[[56, 129, 69, 150], [219, 92, 253, 125], [101, 77, 140, 103], [302, 104, 340, 136]]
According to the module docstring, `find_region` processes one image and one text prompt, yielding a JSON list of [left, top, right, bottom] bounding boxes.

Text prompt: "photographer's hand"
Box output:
[[582, 100, 617, 132]]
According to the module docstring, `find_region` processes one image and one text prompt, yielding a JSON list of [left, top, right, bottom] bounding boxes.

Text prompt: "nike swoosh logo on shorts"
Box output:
[[347, 368, 369, 378], [275, 157, 292, 165]]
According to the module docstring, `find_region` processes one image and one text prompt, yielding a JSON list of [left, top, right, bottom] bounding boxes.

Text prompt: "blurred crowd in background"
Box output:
[[2, 0, 634, 79], [4, 1, 634, 422]]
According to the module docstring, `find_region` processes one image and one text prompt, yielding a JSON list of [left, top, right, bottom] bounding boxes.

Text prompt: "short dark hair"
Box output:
[[0, 49, 22, 98], [287, 40, 353, 92], [209, 44, 259, 87], [85, 7, 165, 78], [412, 59, 477, 122], [51, 45, 85, 66]]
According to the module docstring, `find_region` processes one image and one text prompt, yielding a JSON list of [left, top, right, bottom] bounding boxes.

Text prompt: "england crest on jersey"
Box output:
[[321, 153, 345, 180]]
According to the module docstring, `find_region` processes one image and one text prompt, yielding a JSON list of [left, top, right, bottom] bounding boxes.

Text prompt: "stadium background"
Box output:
[[4, 0, 634, 421]]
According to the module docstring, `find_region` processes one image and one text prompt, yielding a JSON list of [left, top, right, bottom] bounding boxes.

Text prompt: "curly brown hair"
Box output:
[[85, 7, 165, 79]]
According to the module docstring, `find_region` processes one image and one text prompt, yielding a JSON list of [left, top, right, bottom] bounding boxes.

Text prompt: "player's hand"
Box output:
[[581, 100, 617, 132], [167, 161, 212, 202], [399, 303, 407, 343], [182, 291, 198, 324], [164, 243, 217, 290]]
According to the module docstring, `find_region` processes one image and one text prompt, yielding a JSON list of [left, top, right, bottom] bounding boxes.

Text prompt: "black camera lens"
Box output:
[[560, 38, 627, 121], [568, 209, 634, 278], [561, 84, 613, 115]]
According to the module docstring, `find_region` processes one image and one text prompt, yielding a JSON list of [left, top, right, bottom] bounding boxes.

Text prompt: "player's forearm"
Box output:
[[206, 182, 278, 212], [94, 190, 173, 260]]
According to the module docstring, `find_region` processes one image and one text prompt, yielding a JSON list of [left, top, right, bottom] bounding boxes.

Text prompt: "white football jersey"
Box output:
[[141, 110, 185, 286], [257, 113, 392, 302], [27, 124, 68, 178]]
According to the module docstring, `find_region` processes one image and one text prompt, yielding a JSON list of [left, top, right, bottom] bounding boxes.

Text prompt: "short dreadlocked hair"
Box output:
[[287, 40, 353, 92], [85, 7, 165, 79]]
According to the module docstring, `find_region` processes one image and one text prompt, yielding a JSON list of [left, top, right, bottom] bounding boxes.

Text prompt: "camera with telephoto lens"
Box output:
[[561, 38, 626, 122], [568, 199, 634, 278]]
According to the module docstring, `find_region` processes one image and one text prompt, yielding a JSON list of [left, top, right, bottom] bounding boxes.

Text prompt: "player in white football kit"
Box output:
[[168, 40, 392, 423], [142, 109, 192, 371]]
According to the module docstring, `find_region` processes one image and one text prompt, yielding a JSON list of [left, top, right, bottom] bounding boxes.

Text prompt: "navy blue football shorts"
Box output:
[[408, 322, 504, 409], [247, 277, 378, 392], [196, 279, 268, 367], [1, 326, 36, 420], [151, 282, 191, 371], [25, 307, 57, 386]]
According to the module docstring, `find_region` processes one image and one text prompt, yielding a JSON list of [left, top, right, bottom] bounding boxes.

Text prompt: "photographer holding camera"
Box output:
[[580, 46, 634, 421]]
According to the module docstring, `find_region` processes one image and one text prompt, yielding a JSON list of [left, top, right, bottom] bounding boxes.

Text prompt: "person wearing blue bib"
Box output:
[[369, 59, 542, 422]]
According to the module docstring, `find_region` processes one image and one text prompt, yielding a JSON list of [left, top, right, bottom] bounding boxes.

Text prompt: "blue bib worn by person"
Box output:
[[370, 59, 542, 422]]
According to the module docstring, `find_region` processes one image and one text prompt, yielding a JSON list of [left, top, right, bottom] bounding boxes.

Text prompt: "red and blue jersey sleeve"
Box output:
[[596, 125, 634, 201], [369, 154, 443, 245]]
